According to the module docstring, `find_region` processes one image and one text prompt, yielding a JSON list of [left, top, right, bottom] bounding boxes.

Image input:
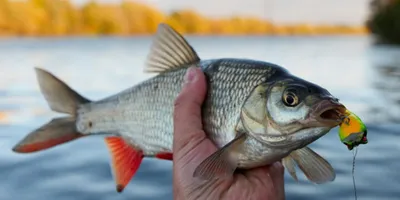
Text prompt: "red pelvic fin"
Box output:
[[155, 152, 173, 160], [104, 137, 144, 193]]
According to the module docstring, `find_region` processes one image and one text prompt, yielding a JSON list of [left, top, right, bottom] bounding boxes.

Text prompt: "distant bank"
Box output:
[[0, 0, 367, 37], [367, 0, 400, 45]]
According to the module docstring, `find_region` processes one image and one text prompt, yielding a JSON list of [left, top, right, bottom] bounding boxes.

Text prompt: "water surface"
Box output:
[[0, 36, 399, 200]]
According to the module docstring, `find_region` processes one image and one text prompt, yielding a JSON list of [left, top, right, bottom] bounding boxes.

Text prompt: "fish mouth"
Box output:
[[314, 99, 347, 127]]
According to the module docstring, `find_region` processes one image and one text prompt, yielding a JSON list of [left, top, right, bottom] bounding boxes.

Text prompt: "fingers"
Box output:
[[173, 66, 208, 155], [244, 161, 285, 199], [172, 67, 218, 198], [269, 161, 285, 200]]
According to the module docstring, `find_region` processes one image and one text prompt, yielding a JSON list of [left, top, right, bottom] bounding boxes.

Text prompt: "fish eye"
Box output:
[[282, 89, 300, 107]]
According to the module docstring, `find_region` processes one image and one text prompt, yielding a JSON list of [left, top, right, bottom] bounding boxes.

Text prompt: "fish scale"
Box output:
[[78, 60, 277, 155], [12, 23, 345, 193], [202, 62, 275, 147]]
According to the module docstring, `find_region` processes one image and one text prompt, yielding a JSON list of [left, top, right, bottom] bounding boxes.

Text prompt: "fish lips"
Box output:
[[308, 99, 347, 128]]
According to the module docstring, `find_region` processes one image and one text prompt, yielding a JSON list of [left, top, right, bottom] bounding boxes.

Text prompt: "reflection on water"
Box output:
[[368, 45, 400, 123]]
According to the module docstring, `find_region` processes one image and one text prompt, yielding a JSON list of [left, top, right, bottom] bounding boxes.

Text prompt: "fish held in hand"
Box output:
[[12, 23, 347, 192]]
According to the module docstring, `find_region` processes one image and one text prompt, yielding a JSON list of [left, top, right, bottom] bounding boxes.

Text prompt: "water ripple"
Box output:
[[0, 36, 398, 200]]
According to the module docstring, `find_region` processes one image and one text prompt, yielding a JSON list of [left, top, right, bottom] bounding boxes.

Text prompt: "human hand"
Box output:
[[172, 67, 286, 200]]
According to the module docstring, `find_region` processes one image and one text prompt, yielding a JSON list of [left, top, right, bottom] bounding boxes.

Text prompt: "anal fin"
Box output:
[[287, 147, 335, 184], [104, 137, 144, 193]]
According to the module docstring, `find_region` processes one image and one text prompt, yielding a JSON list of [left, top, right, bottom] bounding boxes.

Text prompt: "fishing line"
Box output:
[[352, 146, 358, 200]]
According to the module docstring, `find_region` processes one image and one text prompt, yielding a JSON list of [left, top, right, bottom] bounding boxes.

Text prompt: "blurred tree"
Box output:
[[367, 0, 400, 45], [81, 1, 102, 34], [121, 1, 164, 35], [0, 0, 11, 34], [209, 19, 235, 35], [164, 16, 186, 33], [8, 1, 41, 35], [291, 24, 314, 35], [244, 18, 273, 35], [229, 17, 247, 34], [169, 10, 211, 34], [0, 0, 368, 36]]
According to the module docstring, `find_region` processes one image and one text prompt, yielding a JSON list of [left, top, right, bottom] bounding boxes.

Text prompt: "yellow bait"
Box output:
[[338, 109, 367, 150]]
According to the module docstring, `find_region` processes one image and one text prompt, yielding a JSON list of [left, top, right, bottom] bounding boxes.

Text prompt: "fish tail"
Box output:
[[12, 67, 91, 153]]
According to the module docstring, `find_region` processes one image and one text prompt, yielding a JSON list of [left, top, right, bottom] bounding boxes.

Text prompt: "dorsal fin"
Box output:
[[144, 23, 200, 73]]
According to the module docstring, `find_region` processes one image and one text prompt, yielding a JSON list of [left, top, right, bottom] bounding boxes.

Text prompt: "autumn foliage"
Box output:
[[0, 0, 367, 36]]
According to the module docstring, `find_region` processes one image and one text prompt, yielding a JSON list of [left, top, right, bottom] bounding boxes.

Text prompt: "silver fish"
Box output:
[[12, 23, 346, 192]]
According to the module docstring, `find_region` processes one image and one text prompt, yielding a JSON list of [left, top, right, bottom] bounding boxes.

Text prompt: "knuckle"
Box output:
[[173, 97, 186, 120], [174, 89, 191, 110], [173, 94, 185, 109]]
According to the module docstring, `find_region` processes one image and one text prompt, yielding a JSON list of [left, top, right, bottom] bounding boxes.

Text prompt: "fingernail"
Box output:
[[184, 67, 197, 84], [272, 161, 284, 173], [274, 161, 283, 168]]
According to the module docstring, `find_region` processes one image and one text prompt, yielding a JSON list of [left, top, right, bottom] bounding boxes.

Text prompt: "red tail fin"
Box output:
[[13, 117, 84, 153], [12, 68, 90, 153]]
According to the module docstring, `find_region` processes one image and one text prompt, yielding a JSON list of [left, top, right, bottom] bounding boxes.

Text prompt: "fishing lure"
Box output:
[[338, 109, 368, 150], [338, 109, 367, 200]]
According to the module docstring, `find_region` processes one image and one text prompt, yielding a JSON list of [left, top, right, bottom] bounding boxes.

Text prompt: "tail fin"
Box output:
[[34, 68, 90, 115], [12, 68, 90, 153]]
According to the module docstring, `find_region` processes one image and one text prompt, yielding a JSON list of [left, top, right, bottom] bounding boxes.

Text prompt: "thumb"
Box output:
[[173, 67, 209, 156], [173, 67, 219, 193]]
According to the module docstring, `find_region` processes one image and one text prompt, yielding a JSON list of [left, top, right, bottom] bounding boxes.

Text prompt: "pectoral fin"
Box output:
[[288, 147, 335, 184], [193, 133, 246, 180], [282, 156, 298, 182]]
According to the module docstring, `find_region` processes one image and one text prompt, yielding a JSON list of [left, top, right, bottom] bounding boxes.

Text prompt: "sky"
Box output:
[[71, 0, 372, 25]]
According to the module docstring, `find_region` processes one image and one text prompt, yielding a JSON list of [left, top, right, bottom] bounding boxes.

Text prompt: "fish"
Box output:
[[12, 23, 347, 193]]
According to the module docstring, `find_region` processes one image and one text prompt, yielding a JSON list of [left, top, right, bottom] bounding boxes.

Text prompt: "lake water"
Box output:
[[0, 35, 399, 200]]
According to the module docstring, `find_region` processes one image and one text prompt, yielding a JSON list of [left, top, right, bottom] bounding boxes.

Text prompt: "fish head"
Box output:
[[241, 75, 346, 148]]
